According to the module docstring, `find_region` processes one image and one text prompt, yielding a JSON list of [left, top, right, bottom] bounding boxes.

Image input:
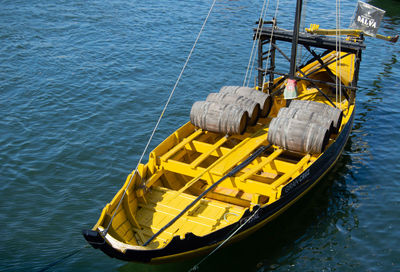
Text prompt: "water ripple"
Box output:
[[1, 0, 400, 271]]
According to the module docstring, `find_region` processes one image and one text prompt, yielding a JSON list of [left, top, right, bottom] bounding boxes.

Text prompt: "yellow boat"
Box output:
[[83, 1, 396, 265]]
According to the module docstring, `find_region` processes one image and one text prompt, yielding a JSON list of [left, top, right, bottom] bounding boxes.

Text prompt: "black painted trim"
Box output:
[[86, 109, 355, 263], [256, 27, 366, 53]]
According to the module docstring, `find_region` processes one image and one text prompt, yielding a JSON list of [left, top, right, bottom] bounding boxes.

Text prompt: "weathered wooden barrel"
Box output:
[[289, 100, 343, 132], [206, 92, 260, 126], [190, 101, 248, 135], [277, 107, 334, 134], [219, 86, 272, 118], [267, 117, 330, 154]]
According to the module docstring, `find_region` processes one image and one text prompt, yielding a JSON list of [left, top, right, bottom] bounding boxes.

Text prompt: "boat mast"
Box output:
[[289, 0, 303, 79]]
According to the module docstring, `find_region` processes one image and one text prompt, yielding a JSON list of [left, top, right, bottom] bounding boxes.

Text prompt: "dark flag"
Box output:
[[349, 1, 385, 37]]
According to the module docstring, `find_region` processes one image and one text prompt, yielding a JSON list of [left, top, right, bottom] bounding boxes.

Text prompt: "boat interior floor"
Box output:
[[134, 186, 246, 248], [102, 87, 353, 250]]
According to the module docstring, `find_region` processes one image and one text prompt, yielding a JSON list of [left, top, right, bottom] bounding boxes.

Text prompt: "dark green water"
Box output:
[[1, 0, 399, 271]]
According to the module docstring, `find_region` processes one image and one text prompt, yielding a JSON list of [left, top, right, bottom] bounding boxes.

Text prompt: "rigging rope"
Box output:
[[243, 0, 269, 87], [297, 0, 307, 66], [335, 0, 342, 107], [338, 0, 342, 107], [243, 0, 281, 89], [243, 0, 270, 87], [260, 0, 280, 92], [102, 0, 218, 237], [188, 3, 279, 267]]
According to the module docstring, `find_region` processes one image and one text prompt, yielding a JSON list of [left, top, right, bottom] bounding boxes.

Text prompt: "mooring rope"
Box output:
[[102, 0, 218, 237], [188, 206, 262, 272], [37, 245, 90, 272], [188, 3, 278, 268]]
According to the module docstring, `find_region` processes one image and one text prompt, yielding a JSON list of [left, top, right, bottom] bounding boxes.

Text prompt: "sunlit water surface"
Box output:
[[1, 0, 399, 271]]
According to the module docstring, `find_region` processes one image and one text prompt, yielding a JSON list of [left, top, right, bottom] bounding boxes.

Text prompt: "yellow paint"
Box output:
[[306, 24, 399, 43], [89, 47, 358, 263]]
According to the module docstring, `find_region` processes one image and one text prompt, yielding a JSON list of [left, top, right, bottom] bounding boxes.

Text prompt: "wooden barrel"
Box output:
[[288, 100, 343, 132], [206, 92, 260, 126], [190, 101, 248, 135], [277, 107, 334, 134], [219, 86, 272, 118], [267, 117, 330, 154]]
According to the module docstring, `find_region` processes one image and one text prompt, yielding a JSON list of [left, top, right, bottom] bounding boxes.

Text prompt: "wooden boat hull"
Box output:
[[83, 106, 355, 263]]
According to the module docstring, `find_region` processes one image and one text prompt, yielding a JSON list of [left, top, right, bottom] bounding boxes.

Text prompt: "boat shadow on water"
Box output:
[[117, 141, 357, 272]]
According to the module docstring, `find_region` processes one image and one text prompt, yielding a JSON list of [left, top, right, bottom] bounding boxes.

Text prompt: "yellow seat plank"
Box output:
[[160, 129, 203, 162], [189, 136, 228, 168], [272, 154, 311, 188], [239, 148, 283, 181], [135, 186, 245, 243], [186, 140, 231, 157], [162, 159, 277, 196], [210, 128, 269, 176]]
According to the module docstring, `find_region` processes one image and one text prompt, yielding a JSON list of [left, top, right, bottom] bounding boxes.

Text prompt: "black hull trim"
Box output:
[[84, 109, 355, 263]]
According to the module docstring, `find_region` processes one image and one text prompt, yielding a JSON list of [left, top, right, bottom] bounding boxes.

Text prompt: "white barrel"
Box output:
[[289, 100, 343, 132], [220, 86, 272, 117], [190, 101, 248, 135], [206, 92, 260, 125], [277, 107, 334, 134], [267, 117, 330, 154]]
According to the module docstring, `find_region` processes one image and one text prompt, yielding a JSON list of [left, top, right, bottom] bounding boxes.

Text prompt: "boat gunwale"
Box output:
[[84, 106, 355, 263]]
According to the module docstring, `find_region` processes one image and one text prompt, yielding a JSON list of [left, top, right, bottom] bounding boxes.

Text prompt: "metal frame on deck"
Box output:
[[254, 23, 365, 104]]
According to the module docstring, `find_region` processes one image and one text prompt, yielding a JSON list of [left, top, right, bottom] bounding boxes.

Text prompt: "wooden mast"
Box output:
[[283, 0, 303, 100], [289, 0, 303, 78]]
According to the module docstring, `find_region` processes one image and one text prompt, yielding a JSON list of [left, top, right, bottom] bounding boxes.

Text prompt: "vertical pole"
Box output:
[[350, 47, 362, 105], [289, 0, 303, 79], [351, 38, 363, 88], [268, 38, 276, 94], [257, 36, 264, 90]]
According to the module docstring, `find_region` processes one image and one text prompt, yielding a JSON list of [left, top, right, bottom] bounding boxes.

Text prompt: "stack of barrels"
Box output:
[[267, 100, 343, 154], [190, 86, 272, 135]]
